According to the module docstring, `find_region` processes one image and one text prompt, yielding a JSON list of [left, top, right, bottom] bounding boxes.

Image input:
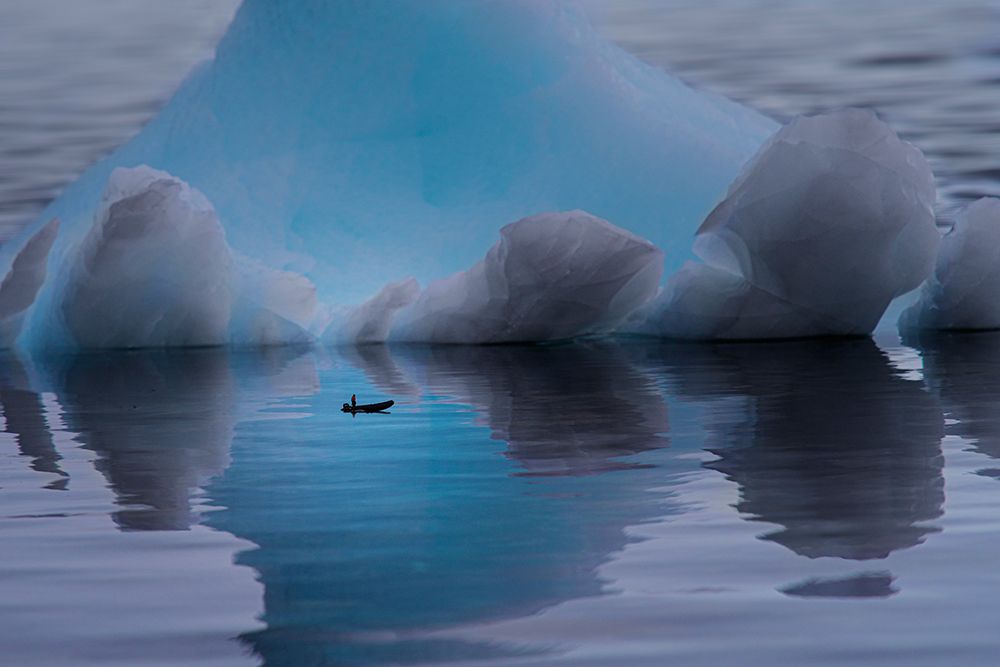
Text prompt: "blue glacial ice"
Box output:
[[0, 218, 59, 346], [3, 3, 950, 348], [628, 109, 940, 340], [7, 0, 777, 349], [900, 198, 1000, 332]]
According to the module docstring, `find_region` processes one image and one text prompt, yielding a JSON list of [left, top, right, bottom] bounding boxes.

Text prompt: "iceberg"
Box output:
[[631, 109, 940, 340], [386, 211, 663, 343], [900, 198, 1000, 332], [8, 0, 775, 349]]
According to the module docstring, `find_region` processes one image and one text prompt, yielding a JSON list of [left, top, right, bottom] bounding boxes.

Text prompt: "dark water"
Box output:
[[5, 2, 1000, 666], [7, 337, 1000, 665]]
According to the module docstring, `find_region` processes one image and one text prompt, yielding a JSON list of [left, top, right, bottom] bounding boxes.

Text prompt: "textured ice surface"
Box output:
[[900, 198, 1000, 332], [0, 219, 58, 346], [338, 211, 662, 344], [59, 166, 233, 348], [633, 109, 939, 340], [51, 166, 322, 349], [10, 0, 775, 349]]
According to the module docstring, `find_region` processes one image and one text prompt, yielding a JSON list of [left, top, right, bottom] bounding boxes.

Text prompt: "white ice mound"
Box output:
[[900, 198, 1000, 332], [15, 0, 776, 349], [388, 211, 663, 343], [0, 219, 59, 346], [633, 109, 939, 340], [59, 167, 234, 348]]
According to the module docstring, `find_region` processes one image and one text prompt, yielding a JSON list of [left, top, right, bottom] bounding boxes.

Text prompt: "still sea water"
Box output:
[[2, 2, 1000, 666]]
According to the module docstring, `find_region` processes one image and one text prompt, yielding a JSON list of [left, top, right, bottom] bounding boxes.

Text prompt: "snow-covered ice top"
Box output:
[[631, 109, 940, 340], [900, 197, 1000, 332]]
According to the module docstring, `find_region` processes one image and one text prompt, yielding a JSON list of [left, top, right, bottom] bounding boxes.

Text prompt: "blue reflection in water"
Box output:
[[0, 337, 980, 665], [633, 339, 945, 561], [205, 344, 679, 664], [907, 331, 1000, 477], [0, 356, 68, 488]]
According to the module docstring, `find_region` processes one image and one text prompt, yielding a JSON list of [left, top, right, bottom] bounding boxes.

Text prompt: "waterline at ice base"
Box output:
[[2, 0, 951, 349]]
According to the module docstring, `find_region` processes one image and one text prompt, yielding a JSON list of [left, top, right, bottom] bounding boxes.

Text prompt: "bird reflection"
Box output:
[[375, 343, 669, 476], [908, 331, 1000, 470], [636, 338, 945, 560], [0, 353, 67, 489]]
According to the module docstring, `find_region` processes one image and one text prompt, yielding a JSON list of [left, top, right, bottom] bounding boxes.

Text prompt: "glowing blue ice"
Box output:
[[8, 0, 774, 348]]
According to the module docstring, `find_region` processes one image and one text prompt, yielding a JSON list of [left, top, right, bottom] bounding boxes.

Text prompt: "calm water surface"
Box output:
[[5, 337, 1000, 665], [4, 1, 1000, 666]]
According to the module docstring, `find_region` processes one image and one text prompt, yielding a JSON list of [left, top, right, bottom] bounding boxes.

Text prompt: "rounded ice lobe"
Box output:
[[60, 166, 234, 348], [388, 211, 664, 343], [637, 109, 939, 340], [900, 198, 1000, 332]]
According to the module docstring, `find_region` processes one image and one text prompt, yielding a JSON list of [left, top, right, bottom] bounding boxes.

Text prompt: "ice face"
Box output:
[[58, 167, 234, 348], [0, 218, 59, 346], [900, 198, 1000, 332], [333, 211, 663, 344], [632, 109, 940, 340], [8, 0, 775, 349]]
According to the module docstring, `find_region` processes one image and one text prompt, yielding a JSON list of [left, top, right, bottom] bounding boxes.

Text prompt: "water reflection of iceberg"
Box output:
[[206, 343, 675, 665], [0, 354, 67, 489], [9, 347, 316, 531], [388, 344, 669, 476], [910, 331, 1000, 470], [633, 338, 945, 560]]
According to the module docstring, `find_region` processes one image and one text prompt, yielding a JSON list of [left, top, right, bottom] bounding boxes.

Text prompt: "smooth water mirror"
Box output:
[[5, 337, 1000, 665]]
